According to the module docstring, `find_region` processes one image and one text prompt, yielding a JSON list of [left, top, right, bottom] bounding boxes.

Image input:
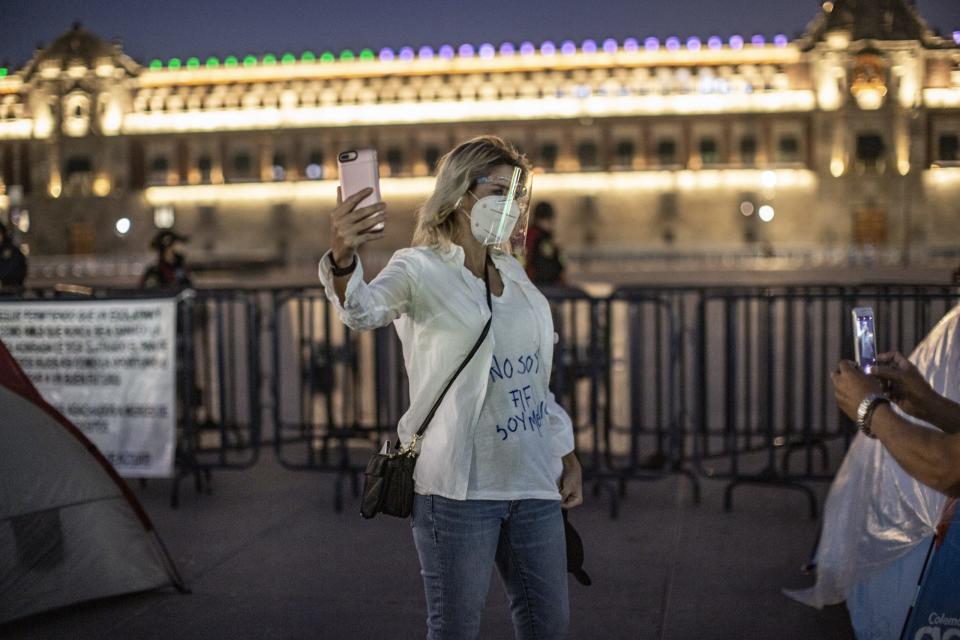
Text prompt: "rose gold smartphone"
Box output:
[[337, 148, 383, 232]]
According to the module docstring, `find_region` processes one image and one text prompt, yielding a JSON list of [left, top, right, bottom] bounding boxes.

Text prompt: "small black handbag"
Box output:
[[360, 261, 493, 519]]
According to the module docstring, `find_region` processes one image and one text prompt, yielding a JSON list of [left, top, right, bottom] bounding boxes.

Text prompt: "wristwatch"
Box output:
[[330, 253, 357, 277], [856, 393, 889, 439]]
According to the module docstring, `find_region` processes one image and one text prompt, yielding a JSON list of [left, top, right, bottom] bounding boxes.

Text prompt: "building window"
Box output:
[[615, 140, 635, 168], [424, 146, 440, 174], [197, 155, 212, 183], [577, 141, 598, 170], [539, 143, 558, 171], [233, 152, 252, 177], [64, 156, 93, 181], [739, 137, 757, 165], [272, 152, 286, 181], [63, 156, 93, 196], [938, 134, 959, 163], [656, 139, 677, 166], [149, 156, 169, 182], [777, 135, 800, 163], [699, 138, 719, 165], [386, 147, 404, 176], [856, 133, 885, 168], [305, 151, 324, 179]]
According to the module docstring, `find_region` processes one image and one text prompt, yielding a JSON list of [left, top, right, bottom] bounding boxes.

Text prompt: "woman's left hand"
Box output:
[[559, 452, 583, 509]]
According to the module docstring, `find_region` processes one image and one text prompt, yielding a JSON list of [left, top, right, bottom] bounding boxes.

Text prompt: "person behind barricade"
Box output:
[[140, 230, 192, 290], [785, 308, 960, 639], [524, 201, 565, 286], [320, 135, 583, 639], [0, 221, 27, 289]]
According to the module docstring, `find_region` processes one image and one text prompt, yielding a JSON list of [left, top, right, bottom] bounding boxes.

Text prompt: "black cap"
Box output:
[[563, 509, 591, 586], [150, 229, 188, 251]]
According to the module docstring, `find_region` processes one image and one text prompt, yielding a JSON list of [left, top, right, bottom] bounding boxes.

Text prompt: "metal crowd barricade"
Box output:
[[270, 288, 406, 511], [543, 286, 617, 512], [173, 289, 262, 507], [693, 285, 960, 519], [604, 288, 700, 509]]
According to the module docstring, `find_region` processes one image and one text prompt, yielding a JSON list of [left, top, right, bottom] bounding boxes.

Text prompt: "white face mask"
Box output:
[[462, 192, 522, 246]]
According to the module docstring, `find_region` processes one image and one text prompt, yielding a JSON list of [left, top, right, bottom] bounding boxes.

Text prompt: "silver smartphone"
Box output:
[[852, 307, 877, 373]]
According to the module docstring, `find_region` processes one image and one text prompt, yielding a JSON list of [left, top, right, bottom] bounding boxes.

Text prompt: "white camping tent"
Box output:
[[0, 339, 184, 624]]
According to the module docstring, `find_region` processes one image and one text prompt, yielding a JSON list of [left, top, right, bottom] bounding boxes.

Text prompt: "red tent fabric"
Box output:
[[0, 339, 185, 624]]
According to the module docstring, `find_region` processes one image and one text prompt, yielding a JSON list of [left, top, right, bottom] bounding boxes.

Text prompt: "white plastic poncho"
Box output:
[[784, 304, 960, 618]]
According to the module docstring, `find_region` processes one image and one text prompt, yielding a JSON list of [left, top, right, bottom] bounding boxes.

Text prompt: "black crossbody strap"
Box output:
[[413, 257, 493, 441]]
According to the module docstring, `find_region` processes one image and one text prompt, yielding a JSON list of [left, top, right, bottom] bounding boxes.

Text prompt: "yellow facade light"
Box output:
[[144, 169, 817, 205], [92, 175, 112, 197]]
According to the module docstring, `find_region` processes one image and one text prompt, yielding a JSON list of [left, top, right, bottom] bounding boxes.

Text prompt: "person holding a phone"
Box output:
[[832, 352, 960, 498], [320, 135, 582, 639]]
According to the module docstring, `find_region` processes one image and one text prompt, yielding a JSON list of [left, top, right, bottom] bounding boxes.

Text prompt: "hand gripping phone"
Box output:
[[337, 149, 383, 232], [852, 307, 877, 373]]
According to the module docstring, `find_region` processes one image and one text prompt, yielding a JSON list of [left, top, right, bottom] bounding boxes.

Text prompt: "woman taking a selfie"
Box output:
[[318, 135, 582, 639]]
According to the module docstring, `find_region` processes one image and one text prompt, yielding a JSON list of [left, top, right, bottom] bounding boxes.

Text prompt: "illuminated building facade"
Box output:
[[0, 0, 958, 281]]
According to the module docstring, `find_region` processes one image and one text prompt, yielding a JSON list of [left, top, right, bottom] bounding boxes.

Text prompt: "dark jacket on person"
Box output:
[[140, 253, 192, 290], [0, 239, 27, 288]]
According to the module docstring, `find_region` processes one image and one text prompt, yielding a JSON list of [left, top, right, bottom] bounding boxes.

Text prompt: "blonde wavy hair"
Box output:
[[412, 135, 531, 248]]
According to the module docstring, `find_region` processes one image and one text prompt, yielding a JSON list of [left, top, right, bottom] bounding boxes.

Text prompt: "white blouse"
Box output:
[[318, 244, 575, 501], [466, 276, 564, 501]]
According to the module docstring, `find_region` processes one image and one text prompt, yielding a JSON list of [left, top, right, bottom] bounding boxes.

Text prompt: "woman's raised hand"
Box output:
[[331, 187, 386, 265]]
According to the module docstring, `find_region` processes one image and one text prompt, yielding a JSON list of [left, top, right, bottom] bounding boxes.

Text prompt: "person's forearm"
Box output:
[[917, 393, 960, 435], [871, 404, 960, 496]]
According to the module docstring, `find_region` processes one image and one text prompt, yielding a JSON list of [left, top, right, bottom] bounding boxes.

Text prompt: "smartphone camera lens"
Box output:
[[338, 151, 357, 162]]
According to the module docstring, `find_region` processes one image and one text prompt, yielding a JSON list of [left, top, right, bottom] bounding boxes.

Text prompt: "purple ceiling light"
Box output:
[[439, 45, 455, 60], [602, 38, 618, 54], [644, 37, 659, 51], [499, 42, 516, 55], [582, 39, 597, 53], [478, 43, 496, 58], [686, 37, 701, 51], [953, 31, 960, 45], [623, 38, 639, 52], [751, 34, 765, 46], [774, 34, 789, 47], [708, 36, 722, 50], [378, 48, 395, 61], [665, 37, 681, 51], [541, 41, 557, 55], [458, 43, 475, 58], [729, 35, 744, 49], [519, 41, 536, 56], [560, 40, 577, 55], [418, 46, 434, 59], [398, 46, 415, 61]]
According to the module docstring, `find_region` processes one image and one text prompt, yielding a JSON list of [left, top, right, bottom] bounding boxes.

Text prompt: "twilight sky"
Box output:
[[0, 0, 957, 68]]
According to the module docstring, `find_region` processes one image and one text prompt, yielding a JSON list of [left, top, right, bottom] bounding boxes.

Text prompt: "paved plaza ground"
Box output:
[[3, 451, 855, 640]]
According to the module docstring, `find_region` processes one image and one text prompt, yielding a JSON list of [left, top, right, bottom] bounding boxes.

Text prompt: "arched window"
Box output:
[[272, 152, 286, 181], [937, 135, 958, 162], [777, 135, 800, 163], [386, 147, 404, 176], [699, 138, 719, 165], [233, 152, 252, 177], [197, 155, 212, 183], [539, 143, 558, 171], [424, 146, 440, 174], [577, 141, 598, 170], [305, 151, 324, 180], [656, 139, 677, 166], [64, 156, 93, 181], [615, 140, 635, 168], [739, 136, 757, 165]]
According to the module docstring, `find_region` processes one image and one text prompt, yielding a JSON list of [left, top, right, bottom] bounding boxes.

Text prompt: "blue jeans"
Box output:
[[411, 494, 569, 640]]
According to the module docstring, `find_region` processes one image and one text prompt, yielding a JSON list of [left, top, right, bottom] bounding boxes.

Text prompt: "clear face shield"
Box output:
[[464, 166, 532, 256]]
